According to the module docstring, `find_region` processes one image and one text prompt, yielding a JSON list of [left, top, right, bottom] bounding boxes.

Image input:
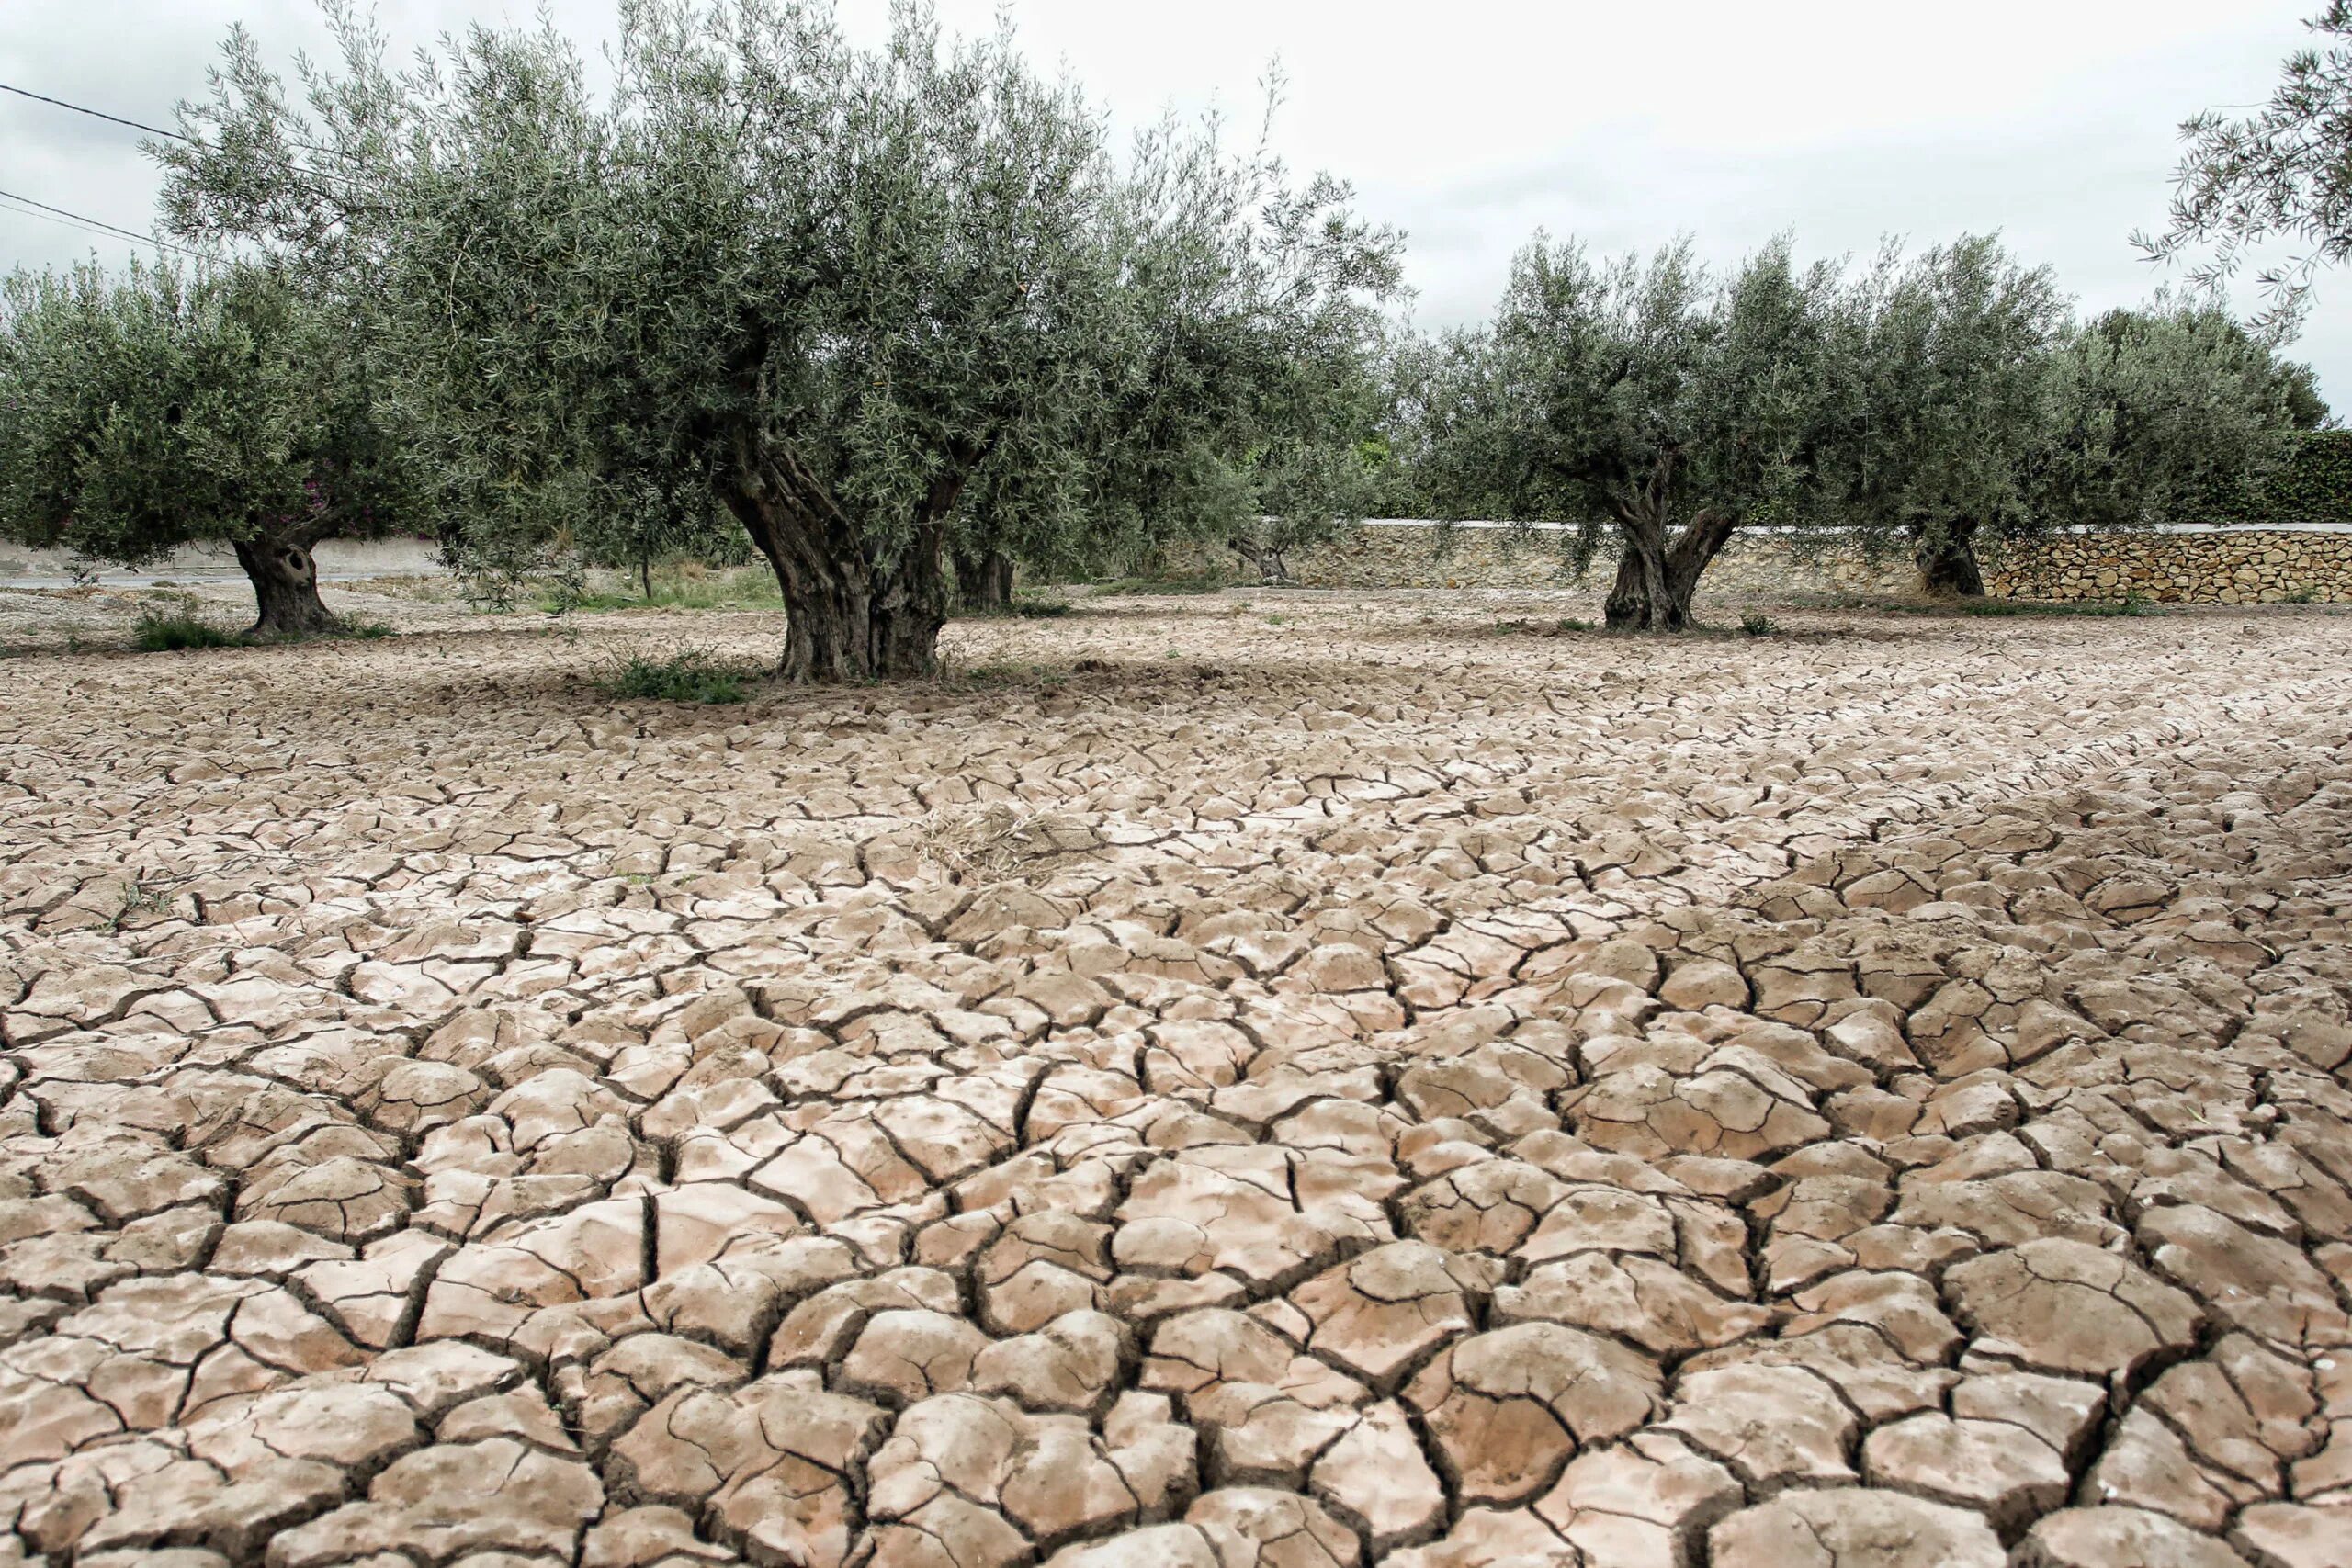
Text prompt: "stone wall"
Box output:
[[1979, 528, 2352, 604], [1161, 522, 2352, 604]]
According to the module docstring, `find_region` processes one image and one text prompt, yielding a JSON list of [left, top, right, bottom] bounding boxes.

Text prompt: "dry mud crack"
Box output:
[[3, 591, 2351, 1568]]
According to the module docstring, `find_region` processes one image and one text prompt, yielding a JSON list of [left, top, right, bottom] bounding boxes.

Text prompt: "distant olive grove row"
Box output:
[[2, 1, 2346, 668]]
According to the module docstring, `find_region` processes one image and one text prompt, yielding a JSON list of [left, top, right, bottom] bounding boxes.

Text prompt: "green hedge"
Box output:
[[2220, 429, 2352, 523]]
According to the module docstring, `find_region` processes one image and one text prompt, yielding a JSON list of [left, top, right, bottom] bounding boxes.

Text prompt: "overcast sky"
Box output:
[[4, 2, 2340, 400]]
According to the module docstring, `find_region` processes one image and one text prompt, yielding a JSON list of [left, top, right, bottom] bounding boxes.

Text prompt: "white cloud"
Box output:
[[4, 0, 2339, 398]]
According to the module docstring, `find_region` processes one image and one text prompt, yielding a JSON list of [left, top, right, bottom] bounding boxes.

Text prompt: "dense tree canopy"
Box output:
[[1823, 250, 2303, 594], [0, 259, 412, 634], [158, 0, 1400, 677], [2036, 294, 2302, 535], [944, 118, 1405, 600]]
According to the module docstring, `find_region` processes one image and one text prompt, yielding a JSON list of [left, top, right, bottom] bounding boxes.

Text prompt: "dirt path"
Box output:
[[2, 592, 2348, 1566]]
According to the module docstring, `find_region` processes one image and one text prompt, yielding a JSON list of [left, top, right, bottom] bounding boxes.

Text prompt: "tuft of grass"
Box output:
[[111, 878, 172, 931], [133, 601, 243, 651], [1008, 596, 1072, 618], [541, 564, 786, 615], [1092, 572, 1227, 596], [1739, 612, 1780, 637], [599, 648, 752, 704], [1831, 592, 2159, 619], [1956, 593, 2148, 618], [342, 619, 397, 639], [1488, 616, 1594, 636]]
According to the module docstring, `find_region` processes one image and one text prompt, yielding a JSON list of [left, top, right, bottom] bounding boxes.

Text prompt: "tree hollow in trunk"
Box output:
[[234, 538, 338, 637]]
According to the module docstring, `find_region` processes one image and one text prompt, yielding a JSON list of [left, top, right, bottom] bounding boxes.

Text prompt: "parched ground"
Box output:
[[3, 588, 2351, 1568]]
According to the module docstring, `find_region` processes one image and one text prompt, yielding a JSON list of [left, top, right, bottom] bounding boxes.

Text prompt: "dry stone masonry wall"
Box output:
[[1170, 521, 2352, 604], [0, 591, 2349, 1567]]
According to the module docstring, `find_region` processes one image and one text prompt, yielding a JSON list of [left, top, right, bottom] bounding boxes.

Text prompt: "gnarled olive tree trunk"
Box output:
[[1915, 523, 1985, 597], [1228, 534, 1295, 586], [725, 438, 973, 682], [1602, 508, 1737, 631], [952, 545, 1015, 613], [232, 537, 339, 636]]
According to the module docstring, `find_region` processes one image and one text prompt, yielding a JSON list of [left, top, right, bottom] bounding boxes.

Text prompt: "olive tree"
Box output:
[[571, 482, 748, 604], [1415, 235, 1851, 629], [2033, 293, 2302, 536], [1836, 236, 2068, 595], [1838, 249, 2299, 593], [160, 1, 1396, 678], [0, 259, 413, 634]]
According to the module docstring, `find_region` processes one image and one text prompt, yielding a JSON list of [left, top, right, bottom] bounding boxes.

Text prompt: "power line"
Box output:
[[0, 82, 187, 143], [1, 78, 368, 189], [0, 81, 375, 267], [0, 187, 208, 259]]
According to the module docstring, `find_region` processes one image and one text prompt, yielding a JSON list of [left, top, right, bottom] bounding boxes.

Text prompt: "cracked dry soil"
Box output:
[[3, 589, 2351, 1568]]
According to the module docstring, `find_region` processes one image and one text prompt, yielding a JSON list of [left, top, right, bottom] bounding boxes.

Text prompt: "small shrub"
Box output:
[[111, 879, 172, 931], [343, 620, 397, 639], [1555, 616, 1592, 633], [1739, 612, 1779, 637], [600, 648, 751, 703], [1958, 596, 2148, 618], [133, 600, 243, 651], [1008, 597, 1071, 618]]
